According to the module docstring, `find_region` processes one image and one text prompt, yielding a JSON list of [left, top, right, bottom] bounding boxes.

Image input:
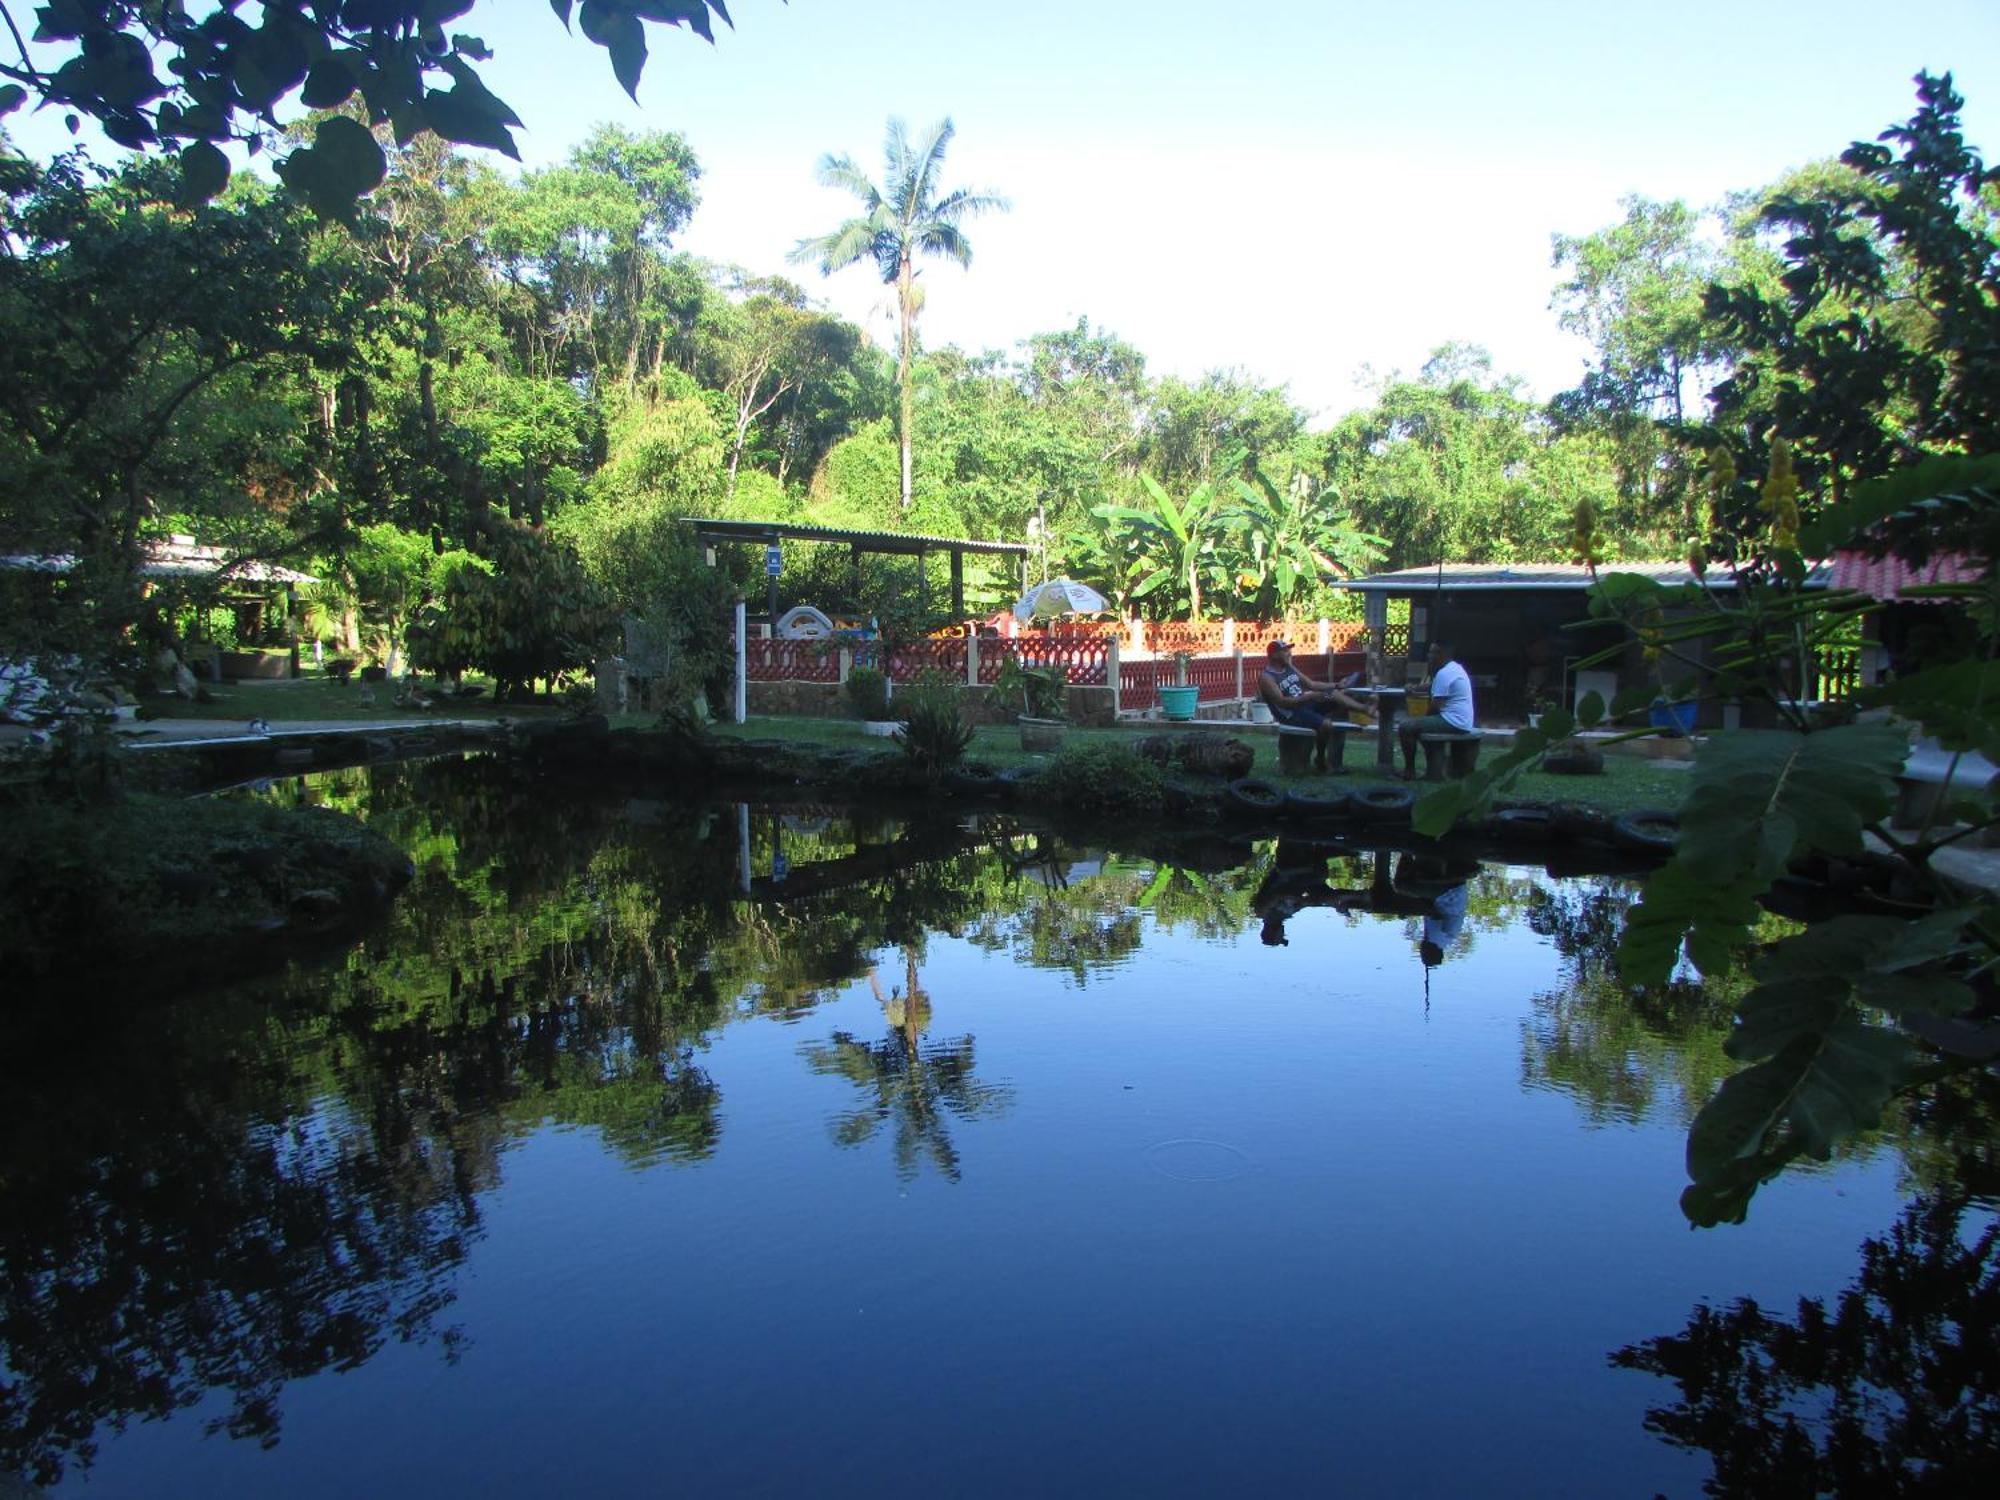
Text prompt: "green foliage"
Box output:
[[1680, 912, 1979, 1225], [1618, 723, 1910, 986], [4, 2, 735, 211], [895, 670, 972, 774], [407, 514, 616, 697], [844, 665, 889, 720], [1038, 742, 1165, 818], [992, 656, 1065, 720]]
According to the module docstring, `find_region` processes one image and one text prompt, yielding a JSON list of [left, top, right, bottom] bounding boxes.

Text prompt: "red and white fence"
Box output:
[[742, 617, 1374, 717]]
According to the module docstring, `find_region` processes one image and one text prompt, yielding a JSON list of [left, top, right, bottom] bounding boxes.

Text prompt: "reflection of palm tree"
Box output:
[[800, 948, 1010, 1181]]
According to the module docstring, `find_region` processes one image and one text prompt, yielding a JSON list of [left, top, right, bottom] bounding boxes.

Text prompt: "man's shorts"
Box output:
[[1273, 703, 1328, 730]]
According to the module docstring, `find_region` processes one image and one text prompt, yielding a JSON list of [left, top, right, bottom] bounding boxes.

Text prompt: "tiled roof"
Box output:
[[1827, 550, 1983, 601]]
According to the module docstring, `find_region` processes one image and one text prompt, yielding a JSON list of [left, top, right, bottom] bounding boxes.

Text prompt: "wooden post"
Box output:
[[950, 549, 964, 618], [1108, 634, 1121, 716], [918, 548, 930, 614], [733, 600, 747, 724]]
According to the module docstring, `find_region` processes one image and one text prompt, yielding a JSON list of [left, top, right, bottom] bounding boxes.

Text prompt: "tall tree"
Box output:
[[790, 116, 1007, 510]]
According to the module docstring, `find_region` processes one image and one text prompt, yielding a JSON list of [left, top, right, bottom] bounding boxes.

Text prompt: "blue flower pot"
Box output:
[[1159, 684, 1199, 721], [1649, 699, 1697, 736]]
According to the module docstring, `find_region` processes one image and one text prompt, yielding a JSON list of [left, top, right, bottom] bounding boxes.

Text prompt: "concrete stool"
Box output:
[[1419, 730, 1484, 781], [1277, 724, 1317, 775]]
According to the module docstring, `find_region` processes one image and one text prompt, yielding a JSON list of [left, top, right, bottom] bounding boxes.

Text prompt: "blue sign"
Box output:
[[765, 544, 782, 577], [772, 851, 789, 884]]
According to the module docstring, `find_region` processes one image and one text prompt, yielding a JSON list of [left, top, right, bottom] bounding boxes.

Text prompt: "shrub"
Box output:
[[993, 655, 1066, 719], [896, 670, 972, 774], [1040, 741, 1164, 818], [845, 665, 890, 720]]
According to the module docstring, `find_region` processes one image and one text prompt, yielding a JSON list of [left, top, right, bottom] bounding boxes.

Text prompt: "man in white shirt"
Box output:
[[1397, 639, 1476, 779]]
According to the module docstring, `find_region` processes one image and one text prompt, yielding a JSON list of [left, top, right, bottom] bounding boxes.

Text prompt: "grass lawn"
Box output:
[[704, 715, 1691, 816], [150, 670, 565, 724]]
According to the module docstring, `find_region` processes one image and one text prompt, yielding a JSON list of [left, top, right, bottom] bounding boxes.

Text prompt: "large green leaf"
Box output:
[[1686, 1020, 1911, 1181], [1858, 659, 2000, 763], [1619, 723, 1909, 985]]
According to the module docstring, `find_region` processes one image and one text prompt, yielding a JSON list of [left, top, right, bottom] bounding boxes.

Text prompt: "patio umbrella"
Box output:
[[1013, 577, 1108, 621]]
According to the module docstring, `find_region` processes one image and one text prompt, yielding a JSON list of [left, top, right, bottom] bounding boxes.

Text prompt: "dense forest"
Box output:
[[1, 30, 1993, 698]]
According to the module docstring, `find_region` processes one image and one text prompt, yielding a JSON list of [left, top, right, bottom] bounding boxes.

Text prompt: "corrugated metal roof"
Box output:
[[1827, 549, 1983, 601], [1, 540, 318, 585], [1336, 562, 1705, 592], [683, 517, 1030, 557]]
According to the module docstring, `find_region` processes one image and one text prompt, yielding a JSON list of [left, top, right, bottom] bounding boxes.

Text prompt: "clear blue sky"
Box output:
[[10, 1, 1998, 421]]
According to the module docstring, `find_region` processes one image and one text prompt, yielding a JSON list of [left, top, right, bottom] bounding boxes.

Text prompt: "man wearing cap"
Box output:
[[1257, 638, 1374, 773]]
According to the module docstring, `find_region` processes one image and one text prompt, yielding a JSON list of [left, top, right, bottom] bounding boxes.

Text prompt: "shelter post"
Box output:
[[733, 600, 747, 724], [918, 548, 930, 614], [950, 549, 964, 618]]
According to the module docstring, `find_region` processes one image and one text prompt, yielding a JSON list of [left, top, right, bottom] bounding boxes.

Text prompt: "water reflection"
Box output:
[[1613, 1080, 2000, 1495], [0, 756, 1984, 1493], [800, 948, 1013, 1181]]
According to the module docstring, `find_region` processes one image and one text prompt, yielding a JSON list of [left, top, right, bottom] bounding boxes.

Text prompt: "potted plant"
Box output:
[[1158, 650, 1199, 721], [1525, 685, 1558, 729], [844, 665, 899, 736], [995, 655, 1069, 752]]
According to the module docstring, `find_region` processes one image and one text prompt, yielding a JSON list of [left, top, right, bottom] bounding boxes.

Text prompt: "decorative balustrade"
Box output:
[[743, 638, 839, 683]]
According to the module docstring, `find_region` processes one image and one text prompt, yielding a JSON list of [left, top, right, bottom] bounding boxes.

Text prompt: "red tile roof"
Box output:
[[1828, 550, 1983, 601]]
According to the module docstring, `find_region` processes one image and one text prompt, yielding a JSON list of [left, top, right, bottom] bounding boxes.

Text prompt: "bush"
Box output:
[[896, 670, 972, 775], [993, 655, 1066, 719], [1040, 741, 1164, 818], [845, 665, 890, 720]]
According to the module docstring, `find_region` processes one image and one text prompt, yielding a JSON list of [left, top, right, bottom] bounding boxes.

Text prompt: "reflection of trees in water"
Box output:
[[800, 950, 1013, 1181], [1519, 879, 1741, 1128], [0, 1004, 480, 1488], [1613, 1186, 2000, 1496]]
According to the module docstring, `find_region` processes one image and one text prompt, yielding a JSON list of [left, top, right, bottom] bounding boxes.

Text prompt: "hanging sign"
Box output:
[[765, 544, 783, 577]]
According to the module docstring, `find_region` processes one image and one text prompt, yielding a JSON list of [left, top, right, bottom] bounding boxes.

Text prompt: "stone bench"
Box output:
[[1418, 728, 1485, 781], [1894, 738, 1999, 831], [1275, 719, 1364, 774]]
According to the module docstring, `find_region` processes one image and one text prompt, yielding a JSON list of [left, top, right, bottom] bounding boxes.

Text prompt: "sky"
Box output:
[[10, 1, 2000, 424]]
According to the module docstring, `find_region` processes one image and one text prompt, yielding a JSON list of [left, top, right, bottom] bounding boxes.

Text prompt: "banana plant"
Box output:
[[1089, 469, 1235, 620], [1223, 469, 1386, 615]]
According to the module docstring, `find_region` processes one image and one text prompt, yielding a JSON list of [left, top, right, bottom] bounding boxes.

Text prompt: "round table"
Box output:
[[1351, 686, 1409, 770]]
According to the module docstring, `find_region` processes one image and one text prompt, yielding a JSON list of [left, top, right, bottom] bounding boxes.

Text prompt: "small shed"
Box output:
[[1336, 562, 1726, 723]]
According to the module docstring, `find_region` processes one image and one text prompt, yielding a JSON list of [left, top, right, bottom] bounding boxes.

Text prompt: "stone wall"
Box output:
[[742, 678, 1117, 728]]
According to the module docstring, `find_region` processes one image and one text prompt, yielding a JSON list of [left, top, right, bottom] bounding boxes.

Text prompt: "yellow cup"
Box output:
[[1406, 693, 1431, 716], [1349, 709, 1372, 727]]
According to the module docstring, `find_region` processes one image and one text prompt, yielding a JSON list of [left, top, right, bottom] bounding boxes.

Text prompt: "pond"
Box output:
[[1, 755, 1993, 1496]]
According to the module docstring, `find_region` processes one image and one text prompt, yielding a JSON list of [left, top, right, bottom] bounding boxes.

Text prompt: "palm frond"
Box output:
[[814, 154, 880, 207]]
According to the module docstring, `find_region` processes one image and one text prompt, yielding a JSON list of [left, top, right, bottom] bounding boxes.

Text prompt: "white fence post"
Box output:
[[966, 632, 980, 687], [1221, 618, 1236, 655], [1318, 618, 1330, 654], [1233, 649, 1245, 703], [1107, 635, 1121, 716], [733, 600, 747, 724]]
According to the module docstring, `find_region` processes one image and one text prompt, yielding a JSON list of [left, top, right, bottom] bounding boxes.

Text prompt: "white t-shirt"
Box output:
[[1429, 660, 1475, 730]]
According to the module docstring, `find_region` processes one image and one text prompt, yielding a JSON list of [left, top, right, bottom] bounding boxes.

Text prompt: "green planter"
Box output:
[[1159, 684, 1199, 721]]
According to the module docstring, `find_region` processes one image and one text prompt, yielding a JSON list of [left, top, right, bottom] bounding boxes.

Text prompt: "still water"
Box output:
[[2, 756, 1992, 1497]]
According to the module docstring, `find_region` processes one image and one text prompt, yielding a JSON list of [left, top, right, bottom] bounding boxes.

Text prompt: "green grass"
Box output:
[[702, 715, 1691, 816], [149, 671, 565, 724]]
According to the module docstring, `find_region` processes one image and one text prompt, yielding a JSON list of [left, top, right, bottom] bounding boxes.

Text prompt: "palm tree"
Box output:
[[791, 117, 1008, 510]]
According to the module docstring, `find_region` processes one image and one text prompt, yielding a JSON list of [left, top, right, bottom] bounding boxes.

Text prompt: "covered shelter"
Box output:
[[683, 518, 1032, 628], [2, 535, 319, 679], [1335, 561, 1804, 725]]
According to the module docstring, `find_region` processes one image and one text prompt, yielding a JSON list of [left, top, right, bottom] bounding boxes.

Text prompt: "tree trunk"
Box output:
[[897, 255, 915, 510]]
